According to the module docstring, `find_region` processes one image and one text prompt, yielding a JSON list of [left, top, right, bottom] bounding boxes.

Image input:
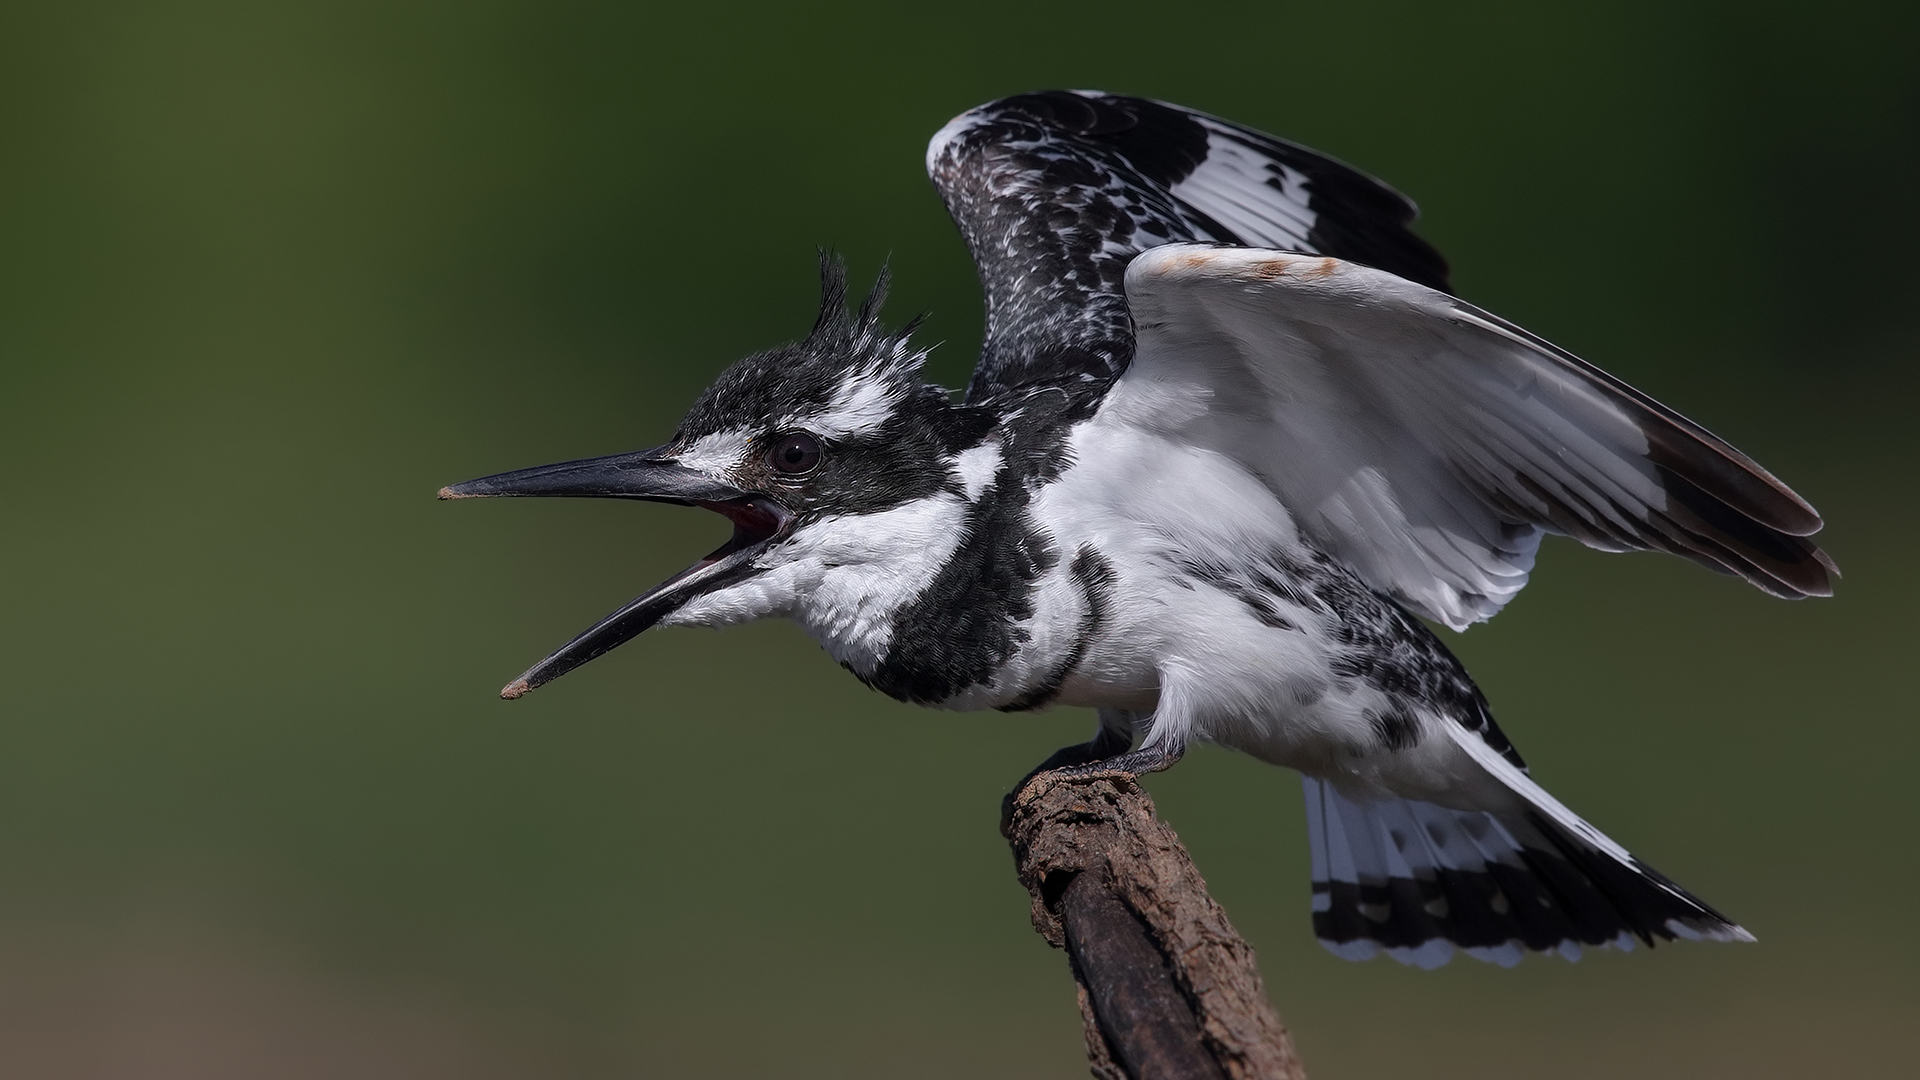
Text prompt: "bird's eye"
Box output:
[[770, 432, 822, 476]]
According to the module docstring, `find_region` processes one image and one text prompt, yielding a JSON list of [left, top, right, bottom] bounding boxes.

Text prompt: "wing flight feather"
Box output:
[[1121, 245, 1833, 627]]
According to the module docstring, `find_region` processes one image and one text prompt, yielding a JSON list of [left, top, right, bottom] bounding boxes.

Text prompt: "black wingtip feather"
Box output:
[[1653, 467, 1836, 598], [1645, 423, 1824, 537], [1478, 301, 1835, 595]]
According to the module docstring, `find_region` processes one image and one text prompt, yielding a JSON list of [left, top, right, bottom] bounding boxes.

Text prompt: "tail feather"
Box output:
[[1454, 812, 1598, 959], [1394, 800, 1526, 966], [1302, 736, 1750, 967], [1364, 799, 1453, 968]]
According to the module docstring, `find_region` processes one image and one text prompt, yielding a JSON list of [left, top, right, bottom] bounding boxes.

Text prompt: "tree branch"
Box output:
[[1003, 769, 1307, 1080]]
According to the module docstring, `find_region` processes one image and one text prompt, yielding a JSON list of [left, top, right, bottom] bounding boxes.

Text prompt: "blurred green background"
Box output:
[[2, 2, 1914, 1076]]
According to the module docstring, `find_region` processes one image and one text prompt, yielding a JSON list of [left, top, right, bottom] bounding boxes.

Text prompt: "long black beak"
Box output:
[[437, 448, 746, 504], [439, 449, 794, 699]]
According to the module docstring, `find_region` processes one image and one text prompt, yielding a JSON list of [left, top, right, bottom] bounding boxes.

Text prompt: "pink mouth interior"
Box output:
[[689, 499, 788, 569]]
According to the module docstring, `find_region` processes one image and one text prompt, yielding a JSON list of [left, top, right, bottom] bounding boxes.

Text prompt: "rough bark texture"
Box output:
[[1004, 769, 1307, 1080]]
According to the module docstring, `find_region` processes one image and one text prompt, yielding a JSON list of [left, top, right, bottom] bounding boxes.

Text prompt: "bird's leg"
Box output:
[[1019, 709, 1183, 786], [1021, 703, 1136, 768], [1022, 719, 1136, 776]]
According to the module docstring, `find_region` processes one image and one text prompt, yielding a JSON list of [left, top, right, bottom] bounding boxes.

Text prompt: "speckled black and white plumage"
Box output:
[[1173, 543, 1522, 770], [926, 90, 1447, 405], [447, 91, 1833, 970]]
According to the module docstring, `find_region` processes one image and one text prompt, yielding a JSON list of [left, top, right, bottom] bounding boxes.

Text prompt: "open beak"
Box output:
[[439, 448, 794, 698]]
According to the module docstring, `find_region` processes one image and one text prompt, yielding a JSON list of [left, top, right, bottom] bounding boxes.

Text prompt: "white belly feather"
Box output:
[[1018, 410, 1494, 805]]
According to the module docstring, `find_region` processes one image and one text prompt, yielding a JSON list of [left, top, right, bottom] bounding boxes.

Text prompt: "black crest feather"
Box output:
[[674, 254, 932, 442]]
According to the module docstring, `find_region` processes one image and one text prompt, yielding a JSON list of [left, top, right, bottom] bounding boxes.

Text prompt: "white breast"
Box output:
[[1024, 409, 1316, 700]]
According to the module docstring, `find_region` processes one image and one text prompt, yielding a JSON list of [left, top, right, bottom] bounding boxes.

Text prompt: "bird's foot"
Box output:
[[1048, 741, 1185, 780], [1008, 738, 1182, 806], [1004, 730, 1176, 835], [1020, 727, 1135, 778], [1011, 725, 1136, 789]]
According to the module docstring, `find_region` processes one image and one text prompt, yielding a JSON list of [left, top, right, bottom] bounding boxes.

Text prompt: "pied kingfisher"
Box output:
[[441, 91, 1833, 967]]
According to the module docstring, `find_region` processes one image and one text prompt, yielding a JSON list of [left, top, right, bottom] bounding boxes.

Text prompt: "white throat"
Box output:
[[660, 492, 971, 674]]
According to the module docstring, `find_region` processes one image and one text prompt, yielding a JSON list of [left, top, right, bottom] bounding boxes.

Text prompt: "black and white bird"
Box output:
[[441, 91, 1833, 967]]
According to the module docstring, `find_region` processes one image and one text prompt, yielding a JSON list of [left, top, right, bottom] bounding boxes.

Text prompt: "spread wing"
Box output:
[[926, 90, 1448, 405], [1121, 244, 1834, 628]]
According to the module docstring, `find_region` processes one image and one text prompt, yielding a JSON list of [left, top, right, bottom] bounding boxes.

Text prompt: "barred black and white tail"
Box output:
[[1303, 729, 1752, 968]]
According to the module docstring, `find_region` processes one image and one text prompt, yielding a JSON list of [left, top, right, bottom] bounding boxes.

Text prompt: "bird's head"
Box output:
[[441, 257, 989, 698]]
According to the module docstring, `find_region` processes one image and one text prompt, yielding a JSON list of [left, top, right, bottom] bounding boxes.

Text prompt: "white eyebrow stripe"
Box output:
[[791, 371, 901, 439]]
